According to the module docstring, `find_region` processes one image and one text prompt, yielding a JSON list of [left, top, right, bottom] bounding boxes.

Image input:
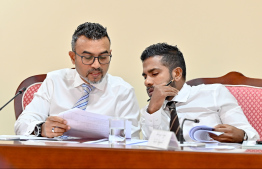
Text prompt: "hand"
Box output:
[[209, 124, 245, 143], [41, 116, 70, 138], [147, 84, 179, 114]]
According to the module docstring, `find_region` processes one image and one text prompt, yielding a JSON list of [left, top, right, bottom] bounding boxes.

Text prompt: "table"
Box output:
[[0, 140, 262, 168]]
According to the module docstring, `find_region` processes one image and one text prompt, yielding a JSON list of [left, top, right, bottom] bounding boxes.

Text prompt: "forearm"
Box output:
[[14, 95, 50, 135]]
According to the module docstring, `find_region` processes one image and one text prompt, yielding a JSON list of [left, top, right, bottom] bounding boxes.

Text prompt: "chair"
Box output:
[[14, 74, 46, 120], [186, 71, 262, 140]]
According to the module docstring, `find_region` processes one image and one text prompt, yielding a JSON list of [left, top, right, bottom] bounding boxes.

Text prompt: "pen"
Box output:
[[147, 79, 174, 102]]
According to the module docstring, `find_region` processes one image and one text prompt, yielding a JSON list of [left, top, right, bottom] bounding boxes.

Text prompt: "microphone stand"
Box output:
[[0, 87, 26, 111], [180, 118, 200, 144]]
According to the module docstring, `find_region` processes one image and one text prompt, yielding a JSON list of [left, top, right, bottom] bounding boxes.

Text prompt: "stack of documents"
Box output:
[[189, 125, 224, 143]]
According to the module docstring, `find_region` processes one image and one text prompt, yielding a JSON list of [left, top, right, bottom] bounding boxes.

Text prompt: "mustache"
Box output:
[[146, 86, 154, 91], [87, 68, 103, 75]]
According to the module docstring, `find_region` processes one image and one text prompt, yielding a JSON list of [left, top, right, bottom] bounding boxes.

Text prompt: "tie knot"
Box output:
[[166, 101, 176, 110], [82, 83, 94, 93]]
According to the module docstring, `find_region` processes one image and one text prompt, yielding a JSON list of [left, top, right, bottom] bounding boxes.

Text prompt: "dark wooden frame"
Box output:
[[0, 143, 262, 168], [14, 74, 46, 119], [186, 71, 262, 87]]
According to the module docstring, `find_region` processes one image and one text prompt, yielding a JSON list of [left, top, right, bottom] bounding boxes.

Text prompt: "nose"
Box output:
[[91, 57, 101, 69], [144, 76, 153, 87]]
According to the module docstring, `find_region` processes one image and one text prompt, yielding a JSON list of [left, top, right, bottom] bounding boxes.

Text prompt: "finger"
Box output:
[[210, 133, 233, 142], [52, 127, 67, 133], [165, 91, 178, 97], [213, 127, 227, 132], [47, 127, 67, 138], [50, 132, 64, 138], [212, 136, 230, 142], [47, 116, 67, 124], [52, 122, 70, 130], [214, 124, 228, 129], [43, 122, 70, 138], [168, 86, 179, 92], [209, 134, 223, 142]]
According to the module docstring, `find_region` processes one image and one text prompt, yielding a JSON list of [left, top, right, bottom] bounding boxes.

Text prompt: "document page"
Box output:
[[57, 108, 131, 139], [0, 135, 70, 141]]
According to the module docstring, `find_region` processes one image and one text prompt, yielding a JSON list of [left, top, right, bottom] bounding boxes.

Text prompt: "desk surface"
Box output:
[[0, 140, 262, 168]]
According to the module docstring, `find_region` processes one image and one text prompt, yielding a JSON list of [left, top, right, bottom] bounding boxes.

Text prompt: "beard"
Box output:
[[79, 68, 105, 84]]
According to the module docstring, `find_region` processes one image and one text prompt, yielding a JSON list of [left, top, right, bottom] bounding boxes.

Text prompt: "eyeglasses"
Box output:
[[74, 51, 112, 65]]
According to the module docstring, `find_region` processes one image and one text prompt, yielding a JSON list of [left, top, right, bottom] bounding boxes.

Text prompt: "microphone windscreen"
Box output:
[[18, 87, 27, 94], [194, 119, 200, 123]]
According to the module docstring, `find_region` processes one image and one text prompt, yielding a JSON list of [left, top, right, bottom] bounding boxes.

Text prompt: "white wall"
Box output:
[[0, 0, 261, 134]]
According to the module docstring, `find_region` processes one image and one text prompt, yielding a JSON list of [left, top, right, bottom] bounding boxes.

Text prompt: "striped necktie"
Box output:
[[73, 83, 94, 110], [166, 101, 184, 141]]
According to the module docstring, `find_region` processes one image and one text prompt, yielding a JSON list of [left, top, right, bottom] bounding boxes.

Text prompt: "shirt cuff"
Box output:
[[244, 130, 258, 141], [141, 106, 162, 126]]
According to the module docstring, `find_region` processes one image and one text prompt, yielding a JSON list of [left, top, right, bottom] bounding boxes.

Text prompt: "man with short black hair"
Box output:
[[140, 43, 259, 143], [15, 22, 140, 138]]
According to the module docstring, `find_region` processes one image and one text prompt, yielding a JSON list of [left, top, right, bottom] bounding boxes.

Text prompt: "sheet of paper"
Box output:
[[205, 143, 235, 150], [0, 135, 62, 141], [83, 138, 148, 145], [0, 135, 20, 140], [179, 142, 206, 147], [126, 139, 148, 145], [57, 108, 131, 139]]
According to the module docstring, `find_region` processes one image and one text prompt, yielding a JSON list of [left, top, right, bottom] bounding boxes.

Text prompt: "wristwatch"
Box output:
[[34, 122, 45, 137], [243, 131, 248, 141]]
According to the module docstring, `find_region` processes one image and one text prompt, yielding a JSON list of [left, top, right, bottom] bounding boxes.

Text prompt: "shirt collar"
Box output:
[[73, 71, 108, 91], [163, 83, 191, 109], [73, 71, 85, 88], [91, 74, 108, 91]]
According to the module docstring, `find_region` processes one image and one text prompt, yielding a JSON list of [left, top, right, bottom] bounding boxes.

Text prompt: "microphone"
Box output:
[[180, 118, 200, 144], [0, 87, 26, 111]]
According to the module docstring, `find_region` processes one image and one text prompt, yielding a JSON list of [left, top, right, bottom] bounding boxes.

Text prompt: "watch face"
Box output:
[[34, 124, 42, 136], [34, 126, 39, 136], [34, 122, 44, 137]]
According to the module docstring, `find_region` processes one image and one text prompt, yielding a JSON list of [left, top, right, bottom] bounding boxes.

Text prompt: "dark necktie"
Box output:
[[166, 101, 184, 141]]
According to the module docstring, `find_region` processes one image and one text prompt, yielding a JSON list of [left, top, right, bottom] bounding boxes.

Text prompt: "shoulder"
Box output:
[[188, 83, 228, 95], [46, 68, 76, 80], [107, 74, 134, 90], [191, 83, 225, 91]]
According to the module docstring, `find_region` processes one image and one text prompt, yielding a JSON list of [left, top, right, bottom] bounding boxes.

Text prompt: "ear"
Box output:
[[172, 67, 183, 82], [69, 51, 76, 64]]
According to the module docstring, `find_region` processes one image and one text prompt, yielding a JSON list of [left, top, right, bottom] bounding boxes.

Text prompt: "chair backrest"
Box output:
[[186, 71, 262, 140], [14, 74, 46, 120]]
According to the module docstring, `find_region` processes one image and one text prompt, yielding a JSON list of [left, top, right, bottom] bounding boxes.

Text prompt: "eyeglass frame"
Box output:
[[74, 51, 112, 65]]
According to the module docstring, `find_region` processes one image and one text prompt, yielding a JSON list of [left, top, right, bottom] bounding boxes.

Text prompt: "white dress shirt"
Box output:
[[140, 83, 259, 141], [15, 68, 140, 138]]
